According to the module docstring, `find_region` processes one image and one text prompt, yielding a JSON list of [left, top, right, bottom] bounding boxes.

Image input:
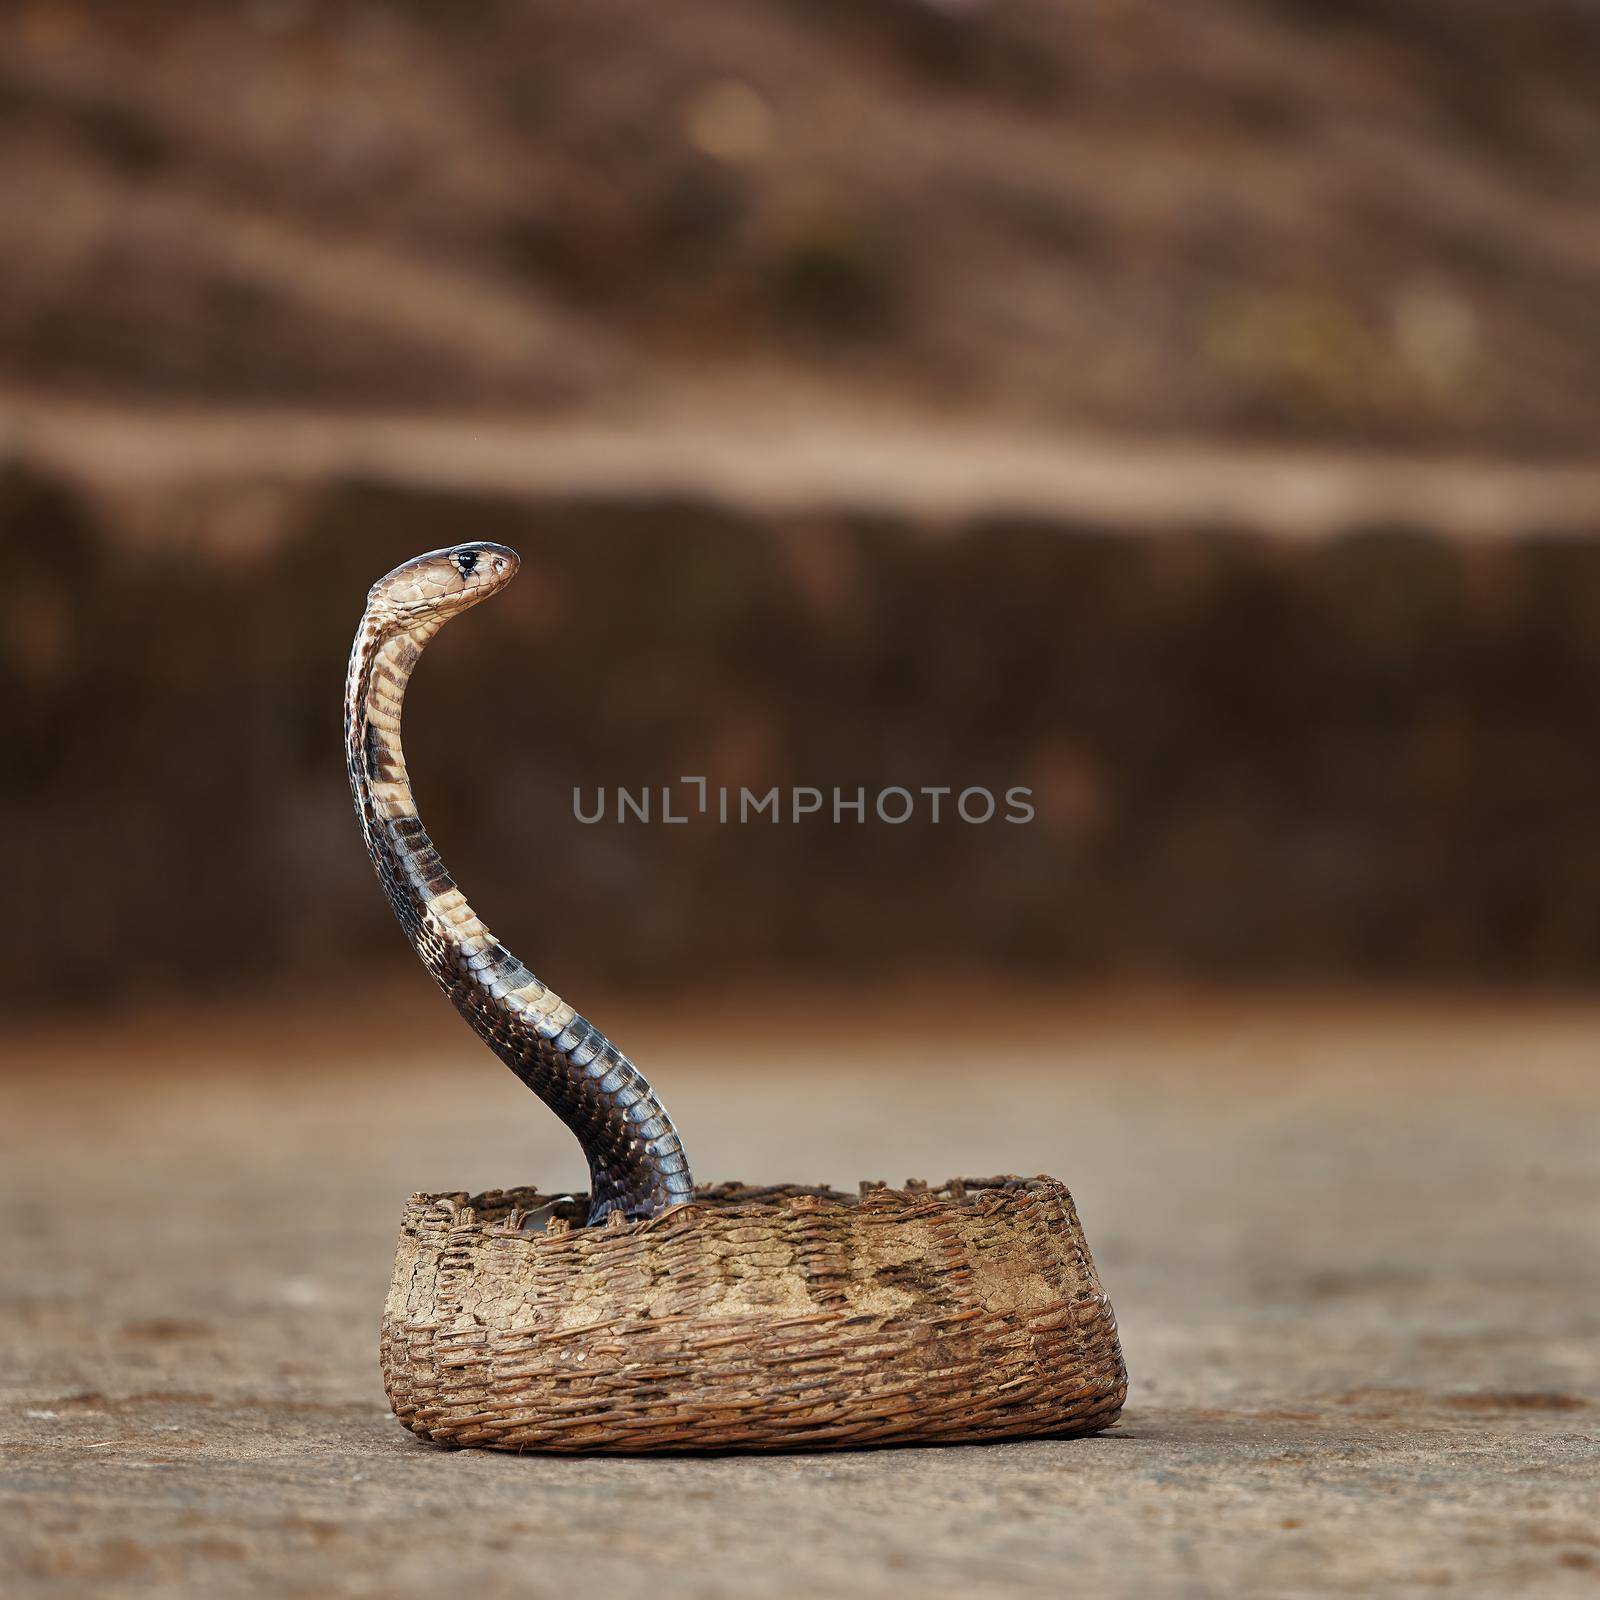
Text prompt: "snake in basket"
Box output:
[[345, 543, 695, 1225]]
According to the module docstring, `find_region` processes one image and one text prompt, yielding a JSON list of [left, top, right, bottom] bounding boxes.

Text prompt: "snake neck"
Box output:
[[345, 616, 459, 942], [343, 609, 695, 1224]]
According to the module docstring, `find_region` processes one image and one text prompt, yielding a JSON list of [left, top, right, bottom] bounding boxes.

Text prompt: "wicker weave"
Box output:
[[381, 1176, 1126, 1453]]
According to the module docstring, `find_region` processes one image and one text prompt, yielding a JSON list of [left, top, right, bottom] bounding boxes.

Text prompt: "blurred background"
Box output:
[[4, 7, 1600, 1591], [6, 0, 1600, 1007]]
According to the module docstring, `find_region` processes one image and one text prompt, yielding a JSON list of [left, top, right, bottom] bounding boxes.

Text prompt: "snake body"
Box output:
[[344, 543, 695, 1224]]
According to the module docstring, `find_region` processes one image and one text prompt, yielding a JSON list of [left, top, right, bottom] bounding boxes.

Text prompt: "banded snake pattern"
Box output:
[[344, 543, 695, 1224]]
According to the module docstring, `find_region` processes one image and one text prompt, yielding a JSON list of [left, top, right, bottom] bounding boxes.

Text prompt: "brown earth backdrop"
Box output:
[[3, 1, 1600, 451], [6, 2, 1600, 1013], [9, 466, 1600, 1009]]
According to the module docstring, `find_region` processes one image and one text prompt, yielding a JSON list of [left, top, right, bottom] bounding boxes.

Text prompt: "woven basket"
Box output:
[[381, 1176, 1126, 1453]]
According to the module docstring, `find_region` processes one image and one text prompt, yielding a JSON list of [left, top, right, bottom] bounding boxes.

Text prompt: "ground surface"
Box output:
[[3, 990, 1597, 1598]]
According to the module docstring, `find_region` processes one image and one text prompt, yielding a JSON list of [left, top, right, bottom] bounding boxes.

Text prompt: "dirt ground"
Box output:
[[3, 989, 1597, 1598]]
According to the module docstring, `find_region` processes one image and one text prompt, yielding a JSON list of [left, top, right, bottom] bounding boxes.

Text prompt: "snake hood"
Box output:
[[345, 541, 695, 1225]]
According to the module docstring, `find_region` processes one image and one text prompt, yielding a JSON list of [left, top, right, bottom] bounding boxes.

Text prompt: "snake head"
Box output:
[[365, 543, 520, 630]]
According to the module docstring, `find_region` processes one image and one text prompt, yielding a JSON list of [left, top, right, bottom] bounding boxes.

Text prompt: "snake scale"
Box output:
[[345, 543, 695, 1224]]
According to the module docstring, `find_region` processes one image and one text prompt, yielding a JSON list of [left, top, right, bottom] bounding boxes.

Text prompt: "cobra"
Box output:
[[344, 542, 695, 1224]]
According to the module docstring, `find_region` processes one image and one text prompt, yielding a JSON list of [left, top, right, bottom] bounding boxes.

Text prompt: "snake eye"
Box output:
[[455, 549, 479, 578]]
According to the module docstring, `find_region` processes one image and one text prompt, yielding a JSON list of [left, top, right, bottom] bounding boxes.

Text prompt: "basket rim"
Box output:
[[404, 1174, 1071, 1240]]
